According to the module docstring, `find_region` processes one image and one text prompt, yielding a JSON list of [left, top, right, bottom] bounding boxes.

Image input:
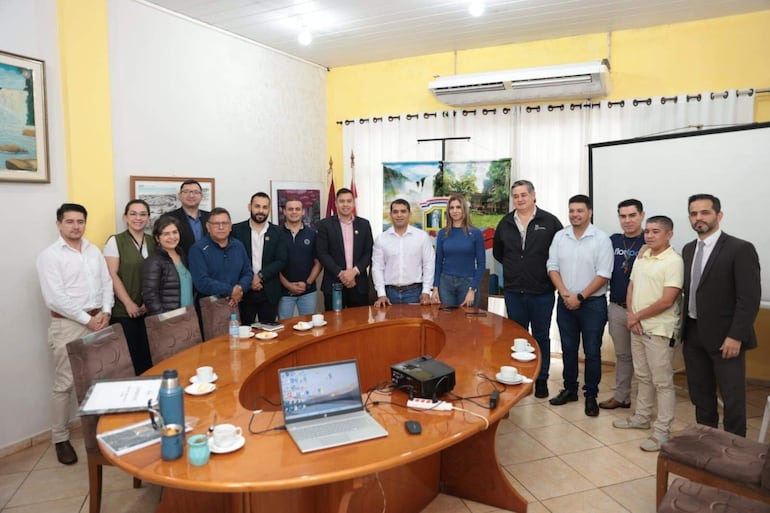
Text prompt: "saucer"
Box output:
[[256, 331, 278, 340], [495, 373, 524, 385], [240, 332, 255, 339], [512, 352, 536, 362], [293, 323, 313, 331], [208, 435, 245, 454], [312, 320, 327, 327], [190, 373, 218, 384], [510, 344, 535, 353], [184, 382, 216, 396]]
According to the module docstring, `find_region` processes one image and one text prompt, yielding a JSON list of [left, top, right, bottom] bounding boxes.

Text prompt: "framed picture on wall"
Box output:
[[130, 176, 215, 231], [270, 181, 323, 229], [0, 50, 49, 183]]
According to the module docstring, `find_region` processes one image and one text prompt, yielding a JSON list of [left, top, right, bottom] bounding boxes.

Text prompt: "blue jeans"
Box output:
[[556, 295, 607, 398], [278, 292, 318, 320], [504, 291, 555, 381], [438, 274, 478, 307], [385, 286, 421, 304]]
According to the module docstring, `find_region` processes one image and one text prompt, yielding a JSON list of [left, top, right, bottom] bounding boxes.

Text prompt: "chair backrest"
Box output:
[[145, 304, 202, 364], [66, 324, 135, 451], [199, 296, 239, 340]]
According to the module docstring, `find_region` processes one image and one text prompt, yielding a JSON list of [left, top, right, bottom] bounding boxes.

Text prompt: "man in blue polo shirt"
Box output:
[[278, 199, 322, 319], [188, 207, 253, 307]]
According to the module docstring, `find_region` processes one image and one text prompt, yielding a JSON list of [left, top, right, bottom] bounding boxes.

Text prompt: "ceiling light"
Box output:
[[298, 27, 312, 46], [469, 1, 485, 17]]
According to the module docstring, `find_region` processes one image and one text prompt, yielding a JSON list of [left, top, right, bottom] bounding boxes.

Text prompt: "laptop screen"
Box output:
[[278, 360, 364, 424]]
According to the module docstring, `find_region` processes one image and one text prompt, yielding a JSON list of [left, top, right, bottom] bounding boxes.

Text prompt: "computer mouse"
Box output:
[[405, 420, 422, 435]]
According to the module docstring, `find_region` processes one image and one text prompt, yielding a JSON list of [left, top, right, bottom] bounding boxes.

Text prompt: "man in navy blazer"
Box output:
[[316, 188, 373, 311], [682, 194, 761, 437], [232, 192, 287, 323]]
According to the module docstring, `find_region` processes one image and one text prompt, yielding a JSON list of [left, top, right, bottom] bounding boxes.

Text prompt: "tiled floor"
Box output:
[[1, 359, 768, 513]]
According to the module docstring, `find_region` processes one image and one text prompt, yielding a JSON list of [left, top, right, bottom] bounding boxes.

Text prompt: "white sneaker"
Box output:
[[640, 436, 667, 452], [612, 416, 650, 429]]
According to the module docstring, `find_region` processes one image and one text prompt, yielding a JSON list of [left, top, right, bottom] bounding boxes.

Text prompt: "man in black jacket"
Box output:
[[167, 179, 210, 255], [493, 180, 563, 398], [232, 192, 287, 323]]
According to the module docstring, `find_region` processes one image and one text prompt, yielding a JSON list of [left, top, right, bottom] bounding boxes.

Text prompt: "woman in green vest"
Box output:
[[104, 199, 155, 374]]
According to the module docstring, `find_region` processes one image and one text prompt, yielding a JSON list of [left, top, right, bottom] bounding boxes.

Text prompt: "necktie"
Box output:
[[688, 240, 705, 318]]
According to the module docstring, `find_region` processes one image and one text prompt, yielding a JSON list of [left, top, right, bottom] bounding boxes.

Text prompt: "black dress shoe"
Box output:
[[55, 440, 78, 465], [549, 389, 578, 406], [585, 397, 600, 417], [534, 379, 549, 398]]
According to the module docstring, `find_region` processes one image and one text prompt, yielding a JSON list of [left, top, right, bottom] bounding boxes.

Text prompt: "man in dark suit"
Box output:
[[232, 192, 287, 323], [316, 188, 373, 311], [167, 179, 210, 255], [682, 193, 761, 437]]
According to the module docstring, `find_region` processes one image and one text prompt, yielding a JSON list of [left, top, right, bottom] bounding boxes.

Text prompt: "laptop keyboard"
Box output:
[[291, 416, 370, 441]]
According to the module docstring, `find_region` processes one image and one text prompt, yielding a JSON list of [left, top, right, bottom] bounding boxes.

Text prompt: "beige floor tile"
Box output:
[[522, 502, 551, 513], [0, 444, 47, 475], [501, 469, 536, 503], [419, 493, 470, 513], [496, 418, 518, 435], [524, 422, 603, 455], [100, 465, 149, 493], [6, 465, 89, 507], [607, 439, 659, 475], [544, 399, 590, 422], [507, 404, 569, 430], [0, 472, 27, 509], [602, 476, 657, 513], [572, 415, 650, 445], [560, 447, 648, 487], [462, 497, 519, 513], [2, 496, 85, 513], [541, 488, 629, 513], [505, 457, 594, 501], [91, 484, 162, 513], [495, 429, 554, 466]]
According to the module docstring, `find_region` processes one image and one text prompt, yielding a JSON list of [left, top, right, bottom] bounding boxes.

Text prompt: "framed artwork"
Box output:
[[0, 51, 49, 183], [270, 181, 323, 229], [130, 176, 215, 231]]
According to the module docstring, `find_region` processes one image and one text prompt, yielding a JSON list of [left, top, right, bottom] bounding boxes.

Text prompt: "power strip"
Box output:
[[406, 398, 453, 411]]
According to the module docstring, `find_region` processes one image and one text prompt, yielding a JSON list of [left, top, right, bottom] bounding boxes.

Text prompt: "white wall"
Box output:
[[0, 0, 69, 449], [107, 0, 328, 225]]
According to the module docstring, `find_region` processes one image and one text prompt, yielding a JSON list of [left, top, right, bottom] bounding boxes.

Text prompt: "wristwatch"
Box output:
[[577, 293, 585, 302]]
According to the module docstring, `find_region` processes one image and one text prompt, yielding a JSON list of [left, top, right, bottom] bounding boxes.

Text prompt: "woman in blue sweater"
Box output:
[[431, 193, 486, 307]]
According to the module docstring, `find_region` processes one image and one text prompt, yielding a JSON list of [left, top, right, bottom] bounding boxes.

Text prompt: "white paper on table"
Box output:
[[78, 376, 162, 415]]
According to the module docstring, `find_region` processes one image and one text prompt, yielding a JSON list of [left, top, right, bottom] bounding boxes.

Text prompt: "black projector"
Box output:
[[391, 355, 456, 400]]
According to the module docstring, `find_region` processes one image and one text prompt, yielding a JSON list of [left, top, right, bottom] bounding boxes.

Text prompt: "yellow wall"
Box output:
[[327, 10, 770, 379], [57, 0, 116, 244], [328, 10, 770, 176]]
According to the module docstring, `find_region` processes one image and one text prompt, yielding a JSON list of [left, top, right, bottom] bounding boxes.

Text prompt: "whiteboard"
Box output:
[[589, 122, 769, 304]]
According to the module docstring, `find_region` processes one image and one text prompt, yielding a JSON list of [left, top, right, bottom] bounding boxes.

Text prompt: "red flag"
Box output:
[[349, 151, 358, 216], [326, 157, 336, 217]]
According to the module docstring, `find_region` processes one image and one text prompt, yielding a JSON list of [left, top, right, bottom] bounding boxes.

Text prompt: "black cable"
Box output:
[[247, 411, 286, 435]]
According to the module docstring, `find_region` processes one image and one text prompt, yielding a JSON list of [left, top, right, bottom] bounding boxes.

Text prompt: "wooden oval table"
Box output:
[[98, 304, 540, 513]]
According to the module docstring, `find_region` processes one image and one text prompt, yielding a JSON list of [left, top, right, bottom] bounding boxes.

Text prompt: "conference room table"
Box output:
[[97, 304, 541, 513]]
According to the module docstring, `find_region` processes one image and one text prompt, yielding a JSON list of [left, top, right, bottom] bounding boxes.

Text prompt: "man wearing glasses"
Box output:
[[168, 179, 210, 255], [188, 208, 253, 308]]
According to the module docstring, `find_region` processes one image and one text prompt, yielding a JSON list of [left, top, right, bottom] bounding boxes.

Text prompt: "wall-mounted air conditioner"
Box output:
[[428, 60, 610, 107]]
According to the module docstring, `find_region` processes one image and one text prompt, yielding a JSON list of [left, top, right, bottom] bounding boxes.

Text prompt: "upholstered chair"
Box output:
[[145, 304, 202, 364]]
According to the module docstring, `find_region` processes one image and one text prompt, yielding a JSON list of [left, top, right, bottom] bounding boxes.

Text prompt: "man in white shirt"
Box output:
[[547, 195, 614, 417], [372, 199, 434, 307], [37, 203, 114, 465]]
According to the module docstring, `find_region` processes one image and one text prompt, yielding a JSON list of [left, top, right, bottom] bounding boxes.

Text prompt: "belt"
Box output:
[[611, 301, 627, 308], [385, 283, 421, 292], [51, 308, 101, 319]]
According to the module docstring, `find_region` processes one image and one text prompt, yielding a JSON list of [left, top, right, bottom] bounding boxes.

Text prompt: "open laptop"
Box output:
[[278, 359, 388, 453]]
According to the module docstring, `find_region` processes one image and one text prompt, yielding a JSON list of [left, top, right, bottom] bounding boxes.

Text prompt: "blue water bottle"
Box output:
[[332, 282, 343, 312], [158, 369, 184, 460]]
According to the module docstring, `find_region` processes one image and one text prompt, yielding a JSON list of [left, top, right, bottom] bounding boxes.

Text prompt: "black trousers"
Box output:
[[323, 287, 370, 312], [239, 289, 278, 324], [683, 318, 747, 437], [110, 316, 152, 375]]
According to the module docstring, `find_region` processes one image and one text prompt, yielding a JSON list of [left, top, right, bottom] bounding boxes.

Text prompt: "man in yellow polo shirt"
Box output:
[[612, 215, 683, 452]]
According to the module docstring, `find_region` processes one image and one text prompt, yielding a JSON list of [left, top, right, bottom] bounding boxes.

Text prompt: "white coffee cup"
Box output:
[[196, 366, 214, 383], [238, 325, 252, 338], [212, 423, 242, 448], [311, 314, 325, 326], [500, 365, 519, 381], [513, 338, 532, 351]]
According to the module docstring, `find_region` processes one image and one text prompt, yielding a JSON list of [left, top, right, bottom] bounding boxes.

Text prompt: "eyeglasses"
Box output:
[[207, 221, 231, 228], [127, 211, 149, 217], [180, 190, 202, 196]]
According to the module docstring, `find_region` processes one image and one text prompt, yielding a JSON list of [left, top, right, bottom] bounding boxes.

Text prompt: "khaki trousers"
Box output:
[[48, 317, 91, 443], [631, 333, 675, 440]]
